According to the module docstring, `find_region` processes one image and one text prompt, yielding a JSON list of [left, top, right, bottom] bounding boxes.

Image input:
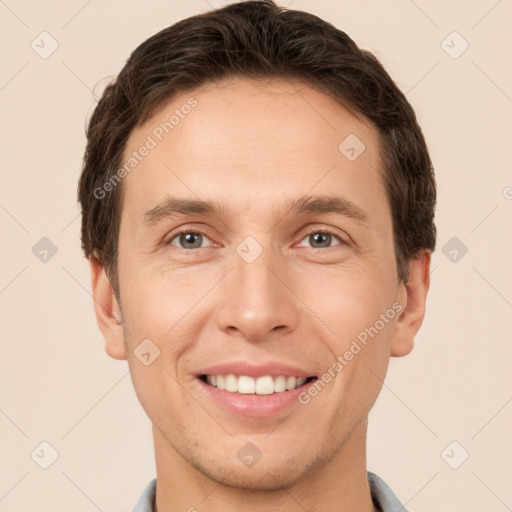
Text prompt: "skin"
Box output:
[[90, 77, 431, 511]]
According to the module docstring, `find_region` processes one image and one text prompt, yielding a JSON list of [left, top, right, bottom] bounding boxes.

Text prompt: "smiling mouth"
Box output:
[[199, 374, 317, 395]]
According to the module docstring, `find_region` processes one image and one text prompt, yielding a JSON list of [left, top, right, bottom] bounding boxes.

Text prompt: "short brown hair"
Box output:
[[78, 0, 436, 294]]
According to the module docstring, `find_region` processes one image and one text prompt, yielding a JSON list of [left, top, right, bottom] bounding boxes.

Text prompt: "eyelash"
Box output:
[[164, 226, 348, 251]]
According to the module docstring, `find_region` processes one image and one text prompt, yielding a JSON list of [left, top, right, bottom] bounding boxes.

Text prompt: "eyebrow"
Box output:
[[143, 194, 370, 226]]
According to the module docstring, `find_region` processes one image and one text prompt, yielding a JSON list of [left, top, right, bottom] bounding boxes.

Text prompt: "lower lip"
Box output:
[[195, 377, 316, 417]]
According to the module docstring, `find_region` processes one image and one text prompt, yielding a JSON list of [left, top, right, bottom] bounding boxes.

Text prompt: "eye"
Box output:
[[166, 230, 212, 250], [296, 228, 345, 249], [165, 227, 347, 251]]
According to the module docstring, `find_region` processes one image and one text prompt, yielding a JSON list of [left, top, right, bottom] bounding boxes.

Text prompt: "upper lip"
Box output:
[[197, 361, 317, 379]]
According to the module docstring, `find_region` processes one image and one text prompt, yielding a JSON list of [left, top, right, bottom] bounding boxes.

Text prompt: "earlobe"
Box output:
[[89, 256, 127, 360], [390, 251, 431, 357]]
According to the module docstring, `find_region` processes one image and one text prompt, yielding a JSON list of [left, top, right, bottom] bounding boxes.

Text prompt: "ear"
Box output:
[[89, 255, 126, 360], [390, 251, 431, 357]]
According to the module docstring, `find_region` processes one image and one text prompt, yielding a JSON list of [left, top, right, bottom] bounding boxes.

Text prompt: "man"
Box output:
[[78, 1, 436, 510]]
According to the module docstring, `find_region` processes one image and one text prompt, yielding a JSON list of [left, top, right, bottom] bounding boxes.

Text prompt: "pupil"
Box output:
[[311, 233, 330, 247], [182, 233, 201, 248], [179, 233, 331, 249]]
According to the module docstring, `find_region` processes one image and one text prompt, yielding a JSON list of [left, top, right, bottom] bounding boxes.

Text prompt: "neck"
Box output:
[[152, 419, 377, 512]]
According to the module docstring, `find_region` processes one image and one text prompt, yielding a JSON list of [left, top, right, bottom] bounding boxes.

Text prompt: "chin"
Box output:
[[183, 443, 325, 492], [201, 461, 315, 491]]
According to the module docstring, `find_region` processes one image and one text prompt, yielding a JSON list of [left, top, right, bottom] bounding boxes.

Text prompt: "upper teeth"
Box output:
[[205, 374, 308, 395]]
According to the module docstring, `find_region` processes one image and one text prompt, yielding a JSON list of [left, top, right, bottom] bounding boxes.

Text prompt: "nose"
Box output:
[[215, 246, 300, 343]]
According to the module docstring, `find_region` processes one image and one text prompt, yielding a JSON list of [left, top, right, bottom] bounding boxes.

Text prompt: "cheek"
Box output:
[[119, 246, 395, 351], [304, 265, 395, 411], [119, 256, 206, 342], [118, 268, 197, 420], [301, 266, 391, 348]]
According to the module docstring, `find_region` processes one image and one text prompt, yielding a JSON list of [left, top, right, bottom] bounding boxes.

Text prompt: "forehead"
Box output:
[[120, 77, 386, 223]]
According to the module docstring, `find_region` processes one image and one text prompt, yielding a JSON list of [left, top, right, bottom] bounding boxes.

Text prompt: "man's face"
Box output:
[[103, 78, 416, 490]]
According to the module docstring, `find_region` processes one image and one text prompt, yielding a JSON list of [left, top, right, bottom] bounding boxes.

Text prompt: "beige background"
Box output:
[[1, 0, 511, 510]]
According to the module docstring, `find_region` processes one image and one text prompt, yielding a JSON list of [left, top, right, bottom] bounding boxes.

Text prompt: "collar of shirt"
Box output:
[[132, 471, 408, 512]]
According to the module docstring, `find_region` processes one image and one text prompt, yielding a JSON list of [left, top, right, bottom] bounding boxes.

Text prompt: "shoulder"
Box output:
[[132, 478, 156, 512], [368, 471, 409, 512]]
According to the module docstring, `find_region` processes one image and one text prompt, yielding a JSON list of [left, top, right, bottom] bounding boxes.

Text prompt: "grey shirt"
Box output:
[[132, 471, 408, 511]]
